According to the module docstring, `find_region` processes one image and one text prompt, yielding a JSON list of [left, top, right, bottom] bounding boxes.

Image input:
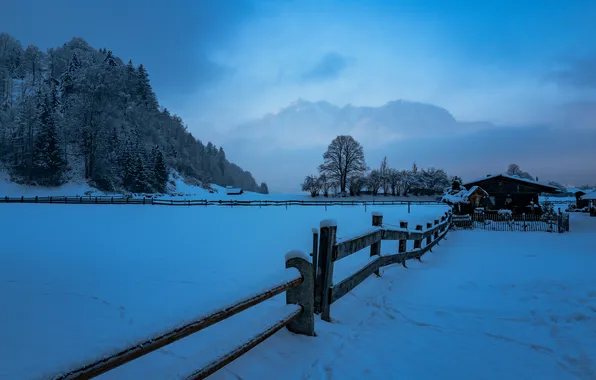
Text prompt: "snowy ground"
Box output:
[[0, 203, 448, 379], [0, 171, 440, 202], [2, 204, 594, 379]]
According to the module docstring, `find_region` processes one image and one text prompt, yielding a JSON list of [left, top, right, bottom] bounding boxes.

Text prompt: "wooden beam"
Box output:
[[330, 256, 384, 304], [333, 228, 384, 261], [52, 273, 302, 380], [187, 305, 302, 380]]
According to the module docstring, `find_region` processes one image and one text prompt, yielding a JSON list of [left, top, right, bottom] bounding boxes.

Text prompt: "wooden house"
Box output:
[[226, 186, 244, 195], [580, 191, 596, 215], [575, 191, 587, 208], [442, 185, 489, 214], [463, 174, 559, 214]]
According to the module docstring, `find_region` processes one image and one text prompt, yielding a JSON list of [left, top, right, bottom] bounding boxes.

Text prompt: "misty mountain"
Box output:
[[230, 99, 493, 150], [223, 99, 596, 193], [0, 33, 263, 193]]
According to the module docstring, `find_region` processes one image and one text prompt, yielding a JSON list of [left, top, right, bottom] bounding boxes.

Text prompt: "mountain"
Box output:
[[0, 33, 262, 194], [222, 99, 596, 193], [230, 99, 489, 150]]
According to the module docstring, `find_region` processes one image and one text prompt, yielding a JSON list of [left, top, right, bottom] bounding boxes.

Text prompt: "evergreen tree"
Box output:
[[104, 50, 117, 66], [132, 155, 151, 193], [136, 64, 158, 110], [59, 53, 81, 98], [260, 182, 269, 194], [33, 94, 66, 186], [153, 147, 168, 193]]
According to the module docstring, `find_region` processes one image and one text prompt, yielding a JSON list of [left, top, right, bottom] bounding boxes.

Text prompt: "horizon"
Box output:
[[3, 0, 596, 191]]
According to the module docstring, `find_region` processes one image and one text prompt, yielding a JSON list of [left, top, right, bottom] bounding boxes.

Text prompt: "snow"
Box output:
[[320, 218, 338, 228], [581, 191, 596, 200], [371, 211, 383, 217], [0, 202, 448, 379], [464, 173, 559, 191], [2, 199, 594, 380], [284, 250, 310, 262]]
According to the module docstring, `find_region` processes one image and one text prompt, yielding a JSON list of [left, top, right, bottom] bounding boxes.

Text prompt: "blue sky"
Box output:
[[4, 0, 596, 187]]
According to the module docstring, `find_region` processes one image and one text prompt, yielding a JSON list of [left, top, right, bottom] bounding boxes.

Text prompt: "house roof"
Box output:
[[465, 185, 489, 197], [581, 190, 596, 200], [463, 173, 559, 193], [226, 187, 243, 194]]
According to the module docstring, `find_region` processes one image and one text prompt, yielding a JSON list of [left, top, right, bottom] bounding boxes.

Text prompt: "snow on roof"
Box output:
[[581, 191, 596, 200], [463, 173, 559, 191], [464, 186, 488, 197]]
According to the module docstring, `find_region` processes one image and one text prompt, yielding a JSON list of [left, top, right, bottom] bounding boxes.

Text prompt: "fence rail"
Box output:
[[51, 210, 453, 379], [314, 210, 453, 321], [52, 256, 314, 380], [452, 211, 570, 233]]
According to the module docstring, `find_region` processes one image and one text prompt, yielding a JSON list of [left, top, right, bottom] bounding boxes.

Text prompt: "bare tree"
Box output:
[[379, 156, 391, 195], [367, 169, 383, 196], [388, 168, 401, 196], [318, 135, 367, 193], [301, 175, 322, 197], [348, 174, 366, 196]]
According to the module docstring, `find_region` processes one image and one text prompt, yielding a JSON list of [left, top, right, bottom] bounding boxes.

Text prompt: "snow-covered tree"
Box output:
[[366, 169, 383, 196], [152, 147, 168, 193], [302, 175, 322, 197]]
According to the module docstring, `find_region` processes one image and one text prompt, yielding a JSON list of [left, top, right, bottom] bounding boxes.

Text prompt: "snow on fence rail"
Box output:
[[49, 210, 453, 379], [452, 211, 570, 233], [0, 196, 442, 209], [314, 210, 453, 321]]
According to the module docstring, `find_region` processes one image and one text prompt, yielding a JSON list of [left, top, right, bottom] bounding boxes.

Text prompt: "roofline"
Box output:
[[463, 174, 559, 192]]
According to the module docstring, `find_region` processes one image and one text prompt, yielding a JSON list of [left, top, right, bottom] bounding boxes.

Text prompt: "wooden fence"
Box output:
[[0, 195, 441, 210], [52, 253, 315, 380], [50, 210, 453, 379], [314, 210, 453, 321], [452, 211, 570, 233]]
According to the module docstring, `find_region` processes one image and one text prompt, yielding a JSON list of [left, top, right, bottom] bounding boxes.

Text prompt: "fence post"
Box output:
[[316, 219, 337, 322], [522, 213, 527, 231], [311, 228, 319, 301], [408, 201, 411, 213], [35, 196, 38, 203], [425, 222, 432, 246], [285, 251, 315, 336], [434, 219, 439, 240], [399, 221, 408, 268], [371, 212, 383, 276], [414, 224, 423, 261]]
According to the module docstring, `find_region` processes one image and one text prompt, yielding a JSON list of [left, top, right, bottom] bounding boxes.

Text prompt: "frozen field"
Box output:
[[0, 202, 448, 379]]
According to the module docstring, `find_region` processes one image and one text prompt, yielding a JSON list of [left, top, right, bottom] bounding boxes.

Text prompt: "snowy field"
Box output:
[[1, 203, 594, 379], [0, 202, 449, 379]]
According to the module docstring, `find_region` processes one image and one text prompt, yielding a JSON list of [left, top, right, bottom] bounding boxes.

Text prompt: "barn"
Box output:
[[226, 186, 244, 196], [463, 174, 560, 213]]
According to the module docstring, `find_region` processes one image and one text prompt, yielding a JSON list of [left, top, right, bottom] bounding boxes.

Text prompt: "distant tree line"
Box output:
[[301, 135, 451, 197], [0, 34, 264, 193]]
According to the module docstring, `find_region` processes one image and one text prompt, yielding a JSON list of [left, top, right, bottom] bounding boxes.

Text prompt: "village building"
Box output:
[[579, 191, 596, 216], [225, 186, 244, 195], [462, 174, 560, 214], [442, 185, 489, 214]]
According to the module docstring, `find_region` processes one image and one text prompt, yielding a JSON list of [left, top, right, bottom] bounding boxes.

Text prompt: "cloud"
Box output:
[[300, 52, 354, 82], [547, 55, 596, 90]]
